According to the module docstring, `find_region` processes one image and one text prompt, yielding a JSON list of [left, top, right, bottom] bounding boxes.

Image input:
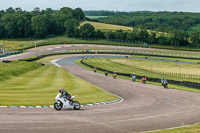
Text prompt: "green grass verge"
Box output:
[[148, 124, 200, 133], [0, 39, 34, 51], [0, 64, 118, 106], [81, 58, 200, 82]]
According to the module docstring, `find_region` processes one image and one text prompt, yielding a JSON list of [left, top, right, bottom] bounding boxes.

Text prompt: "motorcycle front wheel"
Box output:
[[73, 101, 81, 110], [54, 101, 63, 111]]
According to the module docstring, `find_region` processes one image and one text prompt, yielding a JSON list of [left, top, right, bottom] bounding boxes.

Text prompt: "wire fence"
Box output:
[[110, 60, 200, 80], [146, 68, 200, 80]]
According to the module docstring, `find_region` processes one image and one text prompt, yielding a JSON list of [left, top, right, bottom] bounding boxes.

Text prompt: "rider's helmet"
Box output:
[[59, 88, 63, 93]]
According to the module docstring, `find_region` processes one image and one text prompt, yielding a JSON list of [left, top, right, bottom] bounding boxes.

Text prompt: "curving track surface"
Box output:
[[1, 45, 200, 133]]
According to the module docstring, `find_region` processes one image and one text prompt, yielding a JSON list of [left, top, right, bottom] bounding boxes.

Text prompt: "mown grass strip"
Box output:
[[0, 64, 119, 106], [0, 61, 41, 81]]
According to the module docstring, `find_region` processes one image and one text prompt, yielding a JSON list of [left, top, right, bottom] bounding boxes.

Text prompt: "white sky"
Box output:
[[0, 0, 200, 12]]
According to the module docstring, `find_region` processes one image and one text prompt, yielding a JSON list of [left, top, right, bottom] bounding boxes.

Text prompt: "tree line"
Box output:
[[84, 11, 200, 48], [95, 11, 200, 33], [0, 7, 85, 38], [0, 8, 200, 48], [67, 22, 200, 48]]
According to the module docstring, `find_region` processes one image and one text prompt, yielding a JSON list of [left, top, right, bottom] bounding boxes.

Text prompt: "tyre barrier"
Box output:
[[80, 60, 200, 89], [2, 60, 13, 63], [0, 51, 23, 58]]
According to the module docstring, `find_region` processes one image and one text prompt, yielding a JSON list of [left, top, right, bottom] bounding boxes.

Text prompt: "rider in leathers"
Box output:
[[59, 88, 72, 104]]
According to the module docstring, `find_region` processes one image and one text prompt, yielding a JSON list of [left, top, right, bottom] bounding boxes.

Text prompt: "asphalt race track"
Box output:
[[1, 44, 200, 133]]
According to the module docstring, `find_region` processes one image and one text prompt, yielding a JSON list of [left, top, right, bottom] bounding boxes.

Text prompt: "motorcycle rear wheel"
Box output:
[[73, 101, 81, 110], [54, 101, 63, 111]]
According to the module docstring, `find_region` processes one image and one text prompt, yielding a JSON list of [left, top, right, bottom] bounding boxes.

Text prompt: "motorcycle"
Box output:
[[54, 93, 81, 111], [113, 74, 117, 79], [163, 83, 168, 89]]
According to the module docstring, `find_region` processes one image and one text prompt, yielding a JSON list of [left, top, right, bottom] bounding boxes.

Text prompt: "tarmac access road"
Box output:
[[1, 45, 200, 133]]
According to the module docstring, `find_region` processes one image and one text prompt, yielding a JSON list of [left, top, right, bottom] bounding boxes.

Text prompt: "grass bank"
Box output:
[[0, 61, 41, 81], [0, 63, 118, 106]]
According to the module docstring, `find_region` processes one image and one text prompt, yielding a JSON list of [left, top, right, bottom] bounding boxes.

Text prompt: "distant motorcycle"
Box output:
[[54, 93, 81, 111], [163, 83, 168, 89], [113, 74, 117, 79]]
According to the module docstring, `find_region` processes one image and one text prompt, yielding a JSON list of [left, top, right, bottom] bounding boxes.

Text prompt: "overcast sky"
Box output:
[[0, 0, 200, 12]]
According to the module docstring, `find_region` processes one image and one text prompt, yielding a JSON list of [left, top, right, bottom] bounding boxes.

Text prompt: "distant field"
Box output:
[[111, 58, 200, 76], [80, 21, 133, 31]]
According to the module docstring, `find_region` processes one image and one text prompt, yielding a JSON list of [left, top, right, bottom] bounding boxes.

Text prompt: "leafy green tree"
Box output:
[[31, 7, 41, 16], [59, 7, 74, 19], [147, 32, 157, 44], [15, 7, 23, 12], [157, 34, 168, 45], [73, 8, 85, 20], [94, 30, 105, 38], [169, 30, 187, 46], [6, 7, 15, 13], [104, 31, 115, 40], [79, 23, 95, 38], [64, 19, 80, 37], [189, 32, 200, 48], [187, 24, 200, 34], [0, 23, 4, 38], [45, 8, 54, 14], [53, 7, 74, 34], [126, 32, 137, 40], [115, 30, 126, 40], [1, 13, 17, 38], [31, 15, 50, 38]]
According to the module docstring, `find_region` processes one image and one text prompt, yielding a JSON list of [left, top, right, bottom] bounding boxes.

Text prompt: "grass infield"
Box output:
[[81, 58, 200, 82], [76, 58, 200, 93]]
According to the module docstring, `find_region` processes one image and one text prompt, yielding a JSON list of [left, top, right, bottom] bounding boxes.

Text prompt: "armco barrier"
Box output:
[[80, 60, 200, 89]]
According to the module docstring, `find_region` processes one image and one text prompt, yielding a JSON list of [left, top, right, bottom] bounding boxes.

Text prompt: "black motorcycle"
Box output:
[[162, 83, 168, 89]]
